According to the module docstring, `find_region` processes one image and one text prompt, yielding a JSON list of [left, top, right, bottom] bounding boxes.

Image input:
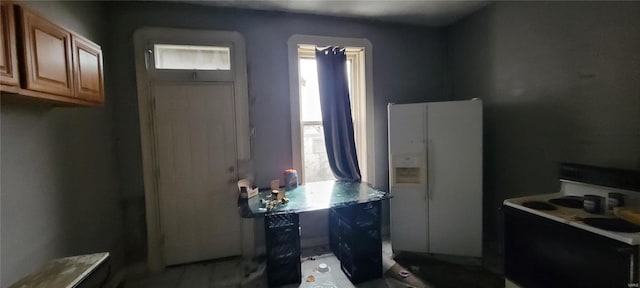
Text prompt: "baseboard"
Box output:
[[104, 262, 148, 288]]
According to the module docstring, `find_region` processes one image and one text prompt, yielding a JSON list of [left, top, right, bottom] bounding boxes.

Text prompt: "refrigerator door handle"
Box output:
[[427, 139, 433, 200]]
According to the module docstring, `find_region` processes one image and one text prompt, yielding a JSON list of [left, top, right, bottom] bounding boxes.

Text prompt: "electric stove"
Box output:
[[503, 163, 640, 288]]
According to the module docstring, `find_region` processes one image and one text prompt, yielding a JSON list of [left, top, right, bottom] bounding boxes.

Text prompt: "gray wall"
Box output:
[[103, 1, 448, 261], [448, 1, 640, 244], [0, 1, 123, 286]]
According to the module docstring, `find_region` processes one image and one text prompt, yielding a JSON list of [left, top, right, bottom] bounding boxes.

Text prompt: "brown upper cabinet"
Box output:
[[0, 2, 20, 87], [72, 34, 104, 103], [19, 6, 74, 97], [0, 3, 104, 106]]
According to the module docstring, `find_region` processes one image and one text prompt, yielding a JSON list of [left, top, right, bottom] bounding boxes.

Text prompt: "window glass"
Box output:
[[303, 124, 334, 182], [299, 58, 322, 122], [154, 44, 231, 70]]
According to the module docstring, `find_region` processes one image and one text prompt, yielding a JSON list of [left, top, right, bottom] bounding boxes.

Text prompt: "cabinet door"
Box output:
[[18, 6, 73, 97], [0, 2, 19, 86], [72, 34, 103, 103]]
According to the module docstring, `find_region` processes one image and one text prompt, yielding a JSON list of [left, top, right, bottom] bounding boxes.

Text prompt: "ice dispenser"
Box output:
[[390, 153, 425, 185]]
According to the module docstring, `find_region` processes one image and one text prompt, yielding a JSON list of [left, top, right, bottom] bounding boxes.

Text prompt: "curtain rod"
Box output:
[[298, 44, 364, 52]]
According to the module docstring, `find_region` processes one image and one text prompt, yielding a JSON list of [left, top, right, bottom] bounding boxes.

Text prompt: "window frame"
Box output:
[[133, 27, 251, 272], [287, 35, 375, 186]]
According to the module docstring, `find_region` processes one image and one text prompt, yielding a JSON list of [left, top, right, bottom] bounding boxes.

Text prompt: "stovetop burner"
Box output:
[[549, 196, 584, 208], [522, 201, 557, 211], [582, 218, 640, 233]]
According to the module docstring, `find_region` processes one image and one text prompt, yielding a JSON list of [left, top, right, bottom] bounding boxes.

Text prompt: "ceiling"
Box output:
[[181, 0, 490, 27]]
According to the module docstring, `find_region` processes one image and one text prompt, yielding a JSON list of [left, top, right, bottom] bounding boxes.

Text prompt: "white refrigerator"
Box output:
[[388, 99, 482, 258]]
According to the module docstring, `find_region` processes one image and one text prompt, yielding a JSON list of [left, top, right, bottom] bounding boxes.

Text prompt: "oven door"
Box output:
[[504, 205, 639, 288]]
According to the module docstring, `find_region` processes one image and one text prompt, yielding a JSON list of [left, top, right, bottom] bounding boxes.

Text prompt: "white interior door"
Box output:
[[426, 100, 482, 257], [153, 82, 241, 265]]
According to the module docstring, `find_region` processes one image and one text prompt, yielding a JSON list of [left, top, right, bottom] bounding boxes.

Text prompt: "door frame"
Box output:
[[133, 27, 252, 272]]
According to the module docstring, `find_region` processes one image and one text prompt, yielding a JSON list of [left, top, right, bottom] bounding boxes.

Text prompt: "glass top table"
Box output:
[[238, 180, 390, 217]]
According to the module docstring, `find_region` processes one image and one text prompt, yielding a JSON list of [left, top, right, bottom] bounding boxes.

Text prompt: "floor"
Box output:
[[123, 240, 503, 288], [124, 241, 401, 288]]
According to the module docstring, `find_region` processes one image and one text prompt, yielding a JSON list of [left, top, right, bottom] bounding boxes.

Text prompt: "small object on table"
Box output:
[[284, 169, 298, 190], [270, 179, 281, 199], [270, 179, 280, 190], [266, 200, 280, 211], [237, 179, 259, 199], [306, 275, 315, 283], [239, 187, 248, 199], [247, 186, 259, 198]]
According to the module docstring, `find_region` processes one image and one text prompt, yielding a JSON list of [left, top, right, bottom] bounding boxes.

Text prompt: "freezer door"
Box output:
[[388, 103, 429, 253], [426, 100, 483, 257]]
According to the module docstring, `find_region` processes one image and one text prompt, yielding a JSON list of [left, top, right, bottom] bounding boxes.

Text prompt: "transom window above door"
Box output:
[[146, 42, 235, 81], [153, 44, 231, 70]]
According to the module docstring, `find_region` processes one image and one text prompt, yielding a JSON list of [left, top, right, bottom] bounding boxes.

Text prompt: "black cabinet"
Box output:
[[504, 205, 639, 288], [265, 213, 301, 287], [329, 207, 342, 259], [264, 201, 384, 286], [330, 201, 383, 284]]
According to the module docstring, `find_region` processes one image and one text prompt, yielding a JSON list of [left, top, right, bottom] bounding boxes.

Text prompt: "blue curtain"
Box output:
[[315, 47, 361, 181]]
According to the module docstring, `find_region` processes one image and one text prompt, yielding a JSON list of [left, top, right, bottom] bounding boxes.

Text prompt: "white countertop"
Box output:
[[504, 193, 640, 245], [9, 252, 109, 288]]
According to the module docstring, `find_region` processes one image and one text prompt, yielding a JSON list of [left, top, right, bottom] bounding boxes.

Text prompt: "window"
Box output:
[[290, 36, 372, 184], [154, 44, 231, 70], [148, 42, 235, 82], [298, 46, 366, 183]]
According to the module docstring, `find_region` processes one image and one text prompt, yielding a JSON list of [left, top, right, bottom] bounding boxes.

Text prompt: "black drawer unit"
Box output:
[[339, 218, 381, 256], [329, 201, 383, 284], [266, 256, 302, 287], [266, 213, 299, 229], [265, 213, 301, 287], [340, 244, 383, 284], [329, 207, 348, 260], [337, 201, 381, 227], [266, 225, 300, 246]]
